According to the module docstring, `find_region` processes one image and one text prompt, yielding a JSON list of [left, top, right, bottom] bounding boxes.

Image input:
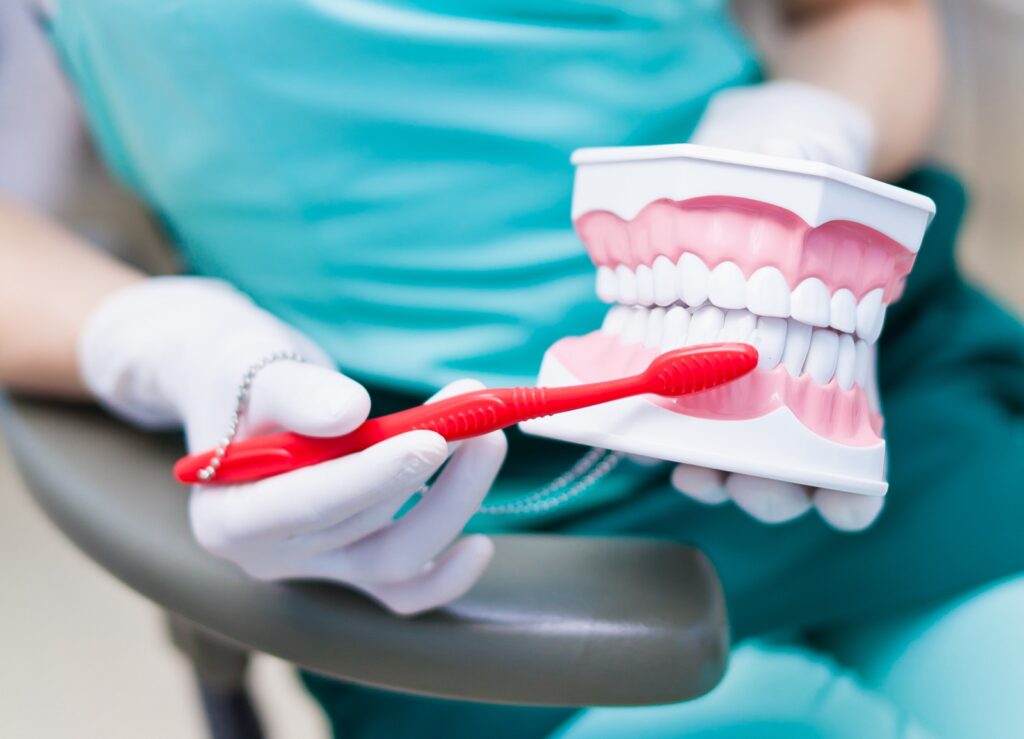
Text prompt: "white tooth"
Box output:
[[862, 302, 887, 344], [782, 319, 812, 377], [790, 278, 831, 327], [830, 289, 857, 334], [752, 316, 787, 370], [616, 265, 637, 305], [596, 266, 617, 304], [854, 339, 870, 388], [856, 288, 884, 340], [835, 333, 856, 390], [601, 305, 630, 336], [622, 307, 647, 345], [864, 343, 881, 411], [652, 256, 677, 307], [688, 305, 725, 346], [661, 305, 691, 350], [806, 329, 839, 385], [708, 261, 746, 310], [721, 309, 757, 342], [635, 264, 655, 306], [644, 307, 666, 348], [675, 252, 709, 307], [746, 266, 790, 317]]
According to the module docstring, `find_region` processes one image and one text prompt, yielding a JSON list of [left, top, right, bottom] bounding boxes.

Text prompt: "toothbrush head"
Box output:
[[644, 343, 758, 397]]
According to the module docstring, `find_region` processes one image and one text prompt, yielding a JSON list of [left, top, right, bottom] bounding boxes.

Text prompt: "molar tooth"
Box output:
[[805, 329, 839, 385], [830, 289, 857, 334], [652, 256, 677, 307], [708, 261, 746, 310], [688, 305, 725, 346], [644, 307, 666, 348], [595, 266, 617, 304], [782, 319, 812, 377], [675, 252, 709, 307], [752, 316, 787, 370], [635, 264, 655, 305], [835, 334, 856, 390], [661, 305, 691, 350], [746, 266, 790, 317], [621, 307, 647, 345], [790, 277, 831, 327], [854, 339, 870, 388], [601, 305, 630, 336], [856, 288, 884, 340], [721, 309, 757, 342], [616, 265, 637, 305]]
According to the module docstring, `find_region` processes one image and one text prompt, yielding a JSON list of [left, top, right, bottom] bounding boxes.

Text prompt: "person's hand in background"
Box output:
[[80, 278, 505, 614]]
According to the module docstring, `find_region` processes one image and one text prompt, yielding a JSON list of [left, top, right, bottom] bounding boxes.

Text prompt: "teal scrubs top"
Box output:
[[49, 3, 1024, 737]]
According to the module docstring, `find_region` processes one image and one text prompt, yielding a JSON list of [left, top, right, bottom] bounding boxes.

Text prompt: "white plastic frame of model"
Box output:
[[520, 144, 936, 496]]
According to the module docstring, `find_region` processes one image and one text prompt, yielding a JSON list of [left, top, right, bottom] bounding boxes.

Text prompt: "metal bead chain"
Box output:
[[478, 448, 623, 516], [195, 350, 304, 482], [416, 446, 623, 518]]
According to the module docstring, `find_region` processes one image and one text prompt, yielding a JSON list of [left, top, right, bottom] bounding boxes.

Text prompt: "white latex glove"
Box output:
[[691, 79, 876, 175], [675, 80, 883, 531], [79, 277, 506, 614]]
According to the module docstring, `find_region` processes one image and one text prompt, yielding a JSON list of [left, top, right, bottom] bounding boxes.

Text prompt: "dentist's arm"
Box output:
[[764, 0, 944, 179], [0, 196, 143, 396]]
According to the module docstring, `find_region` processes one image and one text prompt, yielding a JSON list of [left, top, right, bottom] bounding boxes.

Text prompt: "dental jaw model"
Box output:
[[520, 144, 935, 496]]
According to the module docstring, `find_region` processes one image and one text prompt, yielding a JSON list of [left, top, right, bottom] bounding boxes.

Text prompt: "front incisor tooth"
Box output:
[[652, 256, 676, 307], [855, 288, 884, 340], [688, 305, 725, 345], [721, 309, 757, 342], [708, 261, 746, 310], [643, 307, 666, 348], [661, 305, 691, 350], [622, 307, 647, 345], [790, 277, 831, 327], [596, 266, 617, 304], [635, 264, 655, 306], [675, 253, 709, 307], [805, 329, 839, 385], [753, 316, 787, 370], [616, 264, 638, 305], [746, 266, 790, 317], [782, 319, 812, 377], [830, 289, 857, 334], [835, 334, 856, 390], [601, 305, 630, 336]]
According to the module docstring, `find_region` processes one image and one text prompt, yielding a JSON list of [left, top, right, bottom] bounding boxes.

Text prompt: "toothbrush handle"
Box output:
[[174, 380, 643, 485]]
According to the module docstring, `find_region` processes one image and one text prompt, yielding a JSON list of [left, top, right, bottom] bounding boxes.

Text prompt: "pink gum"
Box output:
[[550, 331, 883, 447], [575, 196, 916, 304]]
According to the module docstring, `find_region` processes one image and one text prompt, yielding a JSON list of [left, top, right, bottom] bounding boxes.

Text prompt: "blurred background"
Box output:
[[1, 0, 1021, 736]]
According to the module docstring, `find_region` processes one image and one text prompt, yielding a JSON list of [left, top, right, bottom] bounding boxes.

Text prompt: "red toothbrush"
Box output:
[[174, 343, 758, 485]]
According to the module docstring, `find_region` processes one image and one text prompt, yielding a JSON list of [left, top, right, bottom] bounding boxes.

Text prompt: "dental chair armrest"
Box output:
[[0, 393, 728, 706]]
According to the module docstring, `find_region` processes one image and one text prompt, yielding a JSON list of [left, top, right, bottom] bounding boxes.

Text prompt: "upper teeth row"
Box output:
[[602, 304, 873, 391], [595, 256, 886, 343]]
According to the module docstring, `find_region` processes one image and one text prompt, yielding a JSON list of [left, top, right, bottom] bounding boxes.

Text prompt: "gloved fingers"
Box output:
[[243, 361, 371, 437], [670, 464, 729, 505], [341, 430, 506, 584], [355, 535, 495, 616], [189, 430, 447, 553], [813, 488, 885, 532], [725, 473, 813, 524], [276, 488, 415, 560]]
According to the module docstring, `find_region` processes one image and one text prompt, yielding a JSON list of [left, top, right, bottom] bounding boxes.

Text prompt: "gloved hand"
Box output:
[[78, 277, 505, 614], [678, 79, 883, 531]]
